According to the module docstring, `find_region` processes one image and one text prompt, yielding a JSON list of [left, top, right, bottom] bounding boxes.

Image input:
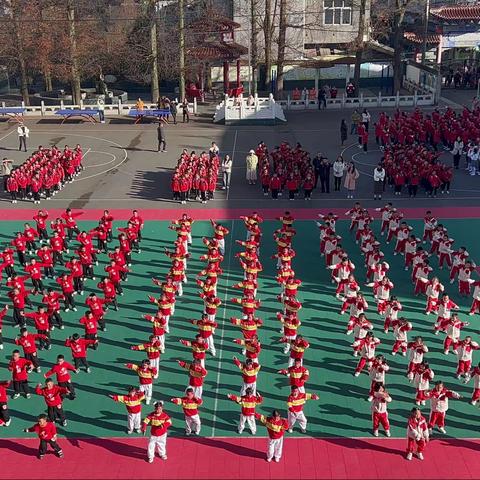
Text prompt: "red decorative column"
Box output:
[[236, 59, 241, 89], [224, 61, 230, 94]]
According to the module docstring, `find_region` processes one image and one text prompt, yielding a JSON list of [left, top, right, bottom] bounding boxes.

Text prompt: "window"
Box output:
[[324, 0, 352, 25]]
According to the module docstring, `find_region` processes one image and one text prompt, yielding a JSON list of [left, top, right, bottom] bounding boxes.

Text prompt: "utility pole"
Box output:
[[421, 0, 430, 64], [179, 0, 186, 102]]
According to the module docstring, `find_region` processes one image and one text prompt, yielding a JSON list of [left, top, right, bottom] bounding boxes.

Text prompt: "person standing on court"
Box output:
[[181, 99, 190, 123], [2, 158, 13, 192], [246, 149, 258, 185], [170, 101, 177, 125], [340, 119, 348, 146], [97, 97, 105, 124], [157, 120, 167, 153], [209, 142, 219, 159], [373, 163, 385, 200], [451, 136, 463, 170], [142, 400, 172, 463], [221, 155, 232, 190], [333, 156, 345, 192], [17, 123, 29, 152], [362, 108, 371, 132], [350, 109, 361, 135], [344, 161, 359, 199], [317, 87, 327, 109], [319, 157, 331, 194], [255, 410, 289, 462]]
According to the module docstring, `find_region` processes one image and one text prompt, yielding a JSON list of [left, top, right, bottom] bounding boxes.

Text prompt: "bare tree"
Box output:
[[353, 0, 368, 89], [262, 0, 278, 91], [250, 0, 259, 95], [178, 0, 185, 101], [275, 0, 287, 95]]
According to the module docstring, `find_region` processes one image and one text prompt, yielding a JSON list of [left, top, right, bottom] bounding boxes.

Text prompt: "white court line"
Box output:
[[32, 132, 128, 182], [0, 129, 15, 143], [226, 130, 238, 201], [210, 220, 235, 437], [83, 147, 91, 158], [84, 151, 118, 169], [40, 195, 480, 202]]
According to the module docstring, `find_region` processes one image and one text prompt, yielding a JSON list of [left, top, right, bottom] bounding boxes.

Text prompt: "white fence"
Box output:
[[276, 90, 434, 110], [214, 94, 286, 123], [0, 98, 198, 116]]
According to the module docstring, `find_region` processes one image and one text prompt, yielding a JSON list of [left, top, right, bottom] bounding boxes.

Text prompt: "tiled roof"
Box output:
[[404, 31, 441, 44], [430, 4, 480, 21]]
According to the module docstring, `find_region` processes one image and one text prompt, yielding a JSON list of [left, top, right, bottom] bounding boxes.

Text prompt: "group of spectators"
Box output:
[[3, 146, 83, 204]]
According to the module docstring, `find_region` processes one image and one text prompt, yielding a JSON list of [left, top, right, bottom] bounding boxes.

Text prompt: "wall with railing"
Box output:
[[214, 94, 286, 123], [0, 98, 198, 116], [275, 89, 434, 110]]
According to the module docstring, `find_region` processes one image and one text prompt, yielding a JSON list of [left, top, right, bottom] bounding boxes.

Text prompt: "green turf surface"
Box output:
[[0, 218, 479, 439]]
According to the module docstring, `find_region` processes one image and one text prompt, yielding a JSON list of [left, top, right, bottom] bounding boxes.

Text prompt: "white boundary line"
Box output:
[[226, 130, 237, 201], [0, 129, 15, 143], [210, 220, 235, 437], [84, 151, 117, 169], [22, 131, 128, 182]]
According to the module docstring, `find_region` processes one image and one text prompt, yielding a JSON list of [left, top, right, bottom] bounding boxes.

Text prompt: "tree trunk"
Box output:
[[353, 0, 367, 88], [178, 0, 186, 101], [67, 0, 81, 105], [11, 2, 29, 106], [264, 0, 272, 91], [393, 2, 407, 94], [150, 14, 159, 103], [276, 0, 287, 96], [250, 0, 258, 95]]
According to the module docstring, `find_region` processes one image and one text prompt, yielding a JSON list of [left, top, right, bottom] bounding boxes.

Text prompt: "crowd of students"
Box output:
[[5, 146, 84, 204], [315, 202, 479, 460], [0, 207, 144, 459], [170, 148, 219, 204]]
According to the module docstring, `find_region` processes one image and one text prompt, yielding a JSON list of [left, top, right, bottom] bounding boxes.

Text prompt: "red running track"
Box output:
[[0, 206, 479, 221], [1, 437, 480, 479]]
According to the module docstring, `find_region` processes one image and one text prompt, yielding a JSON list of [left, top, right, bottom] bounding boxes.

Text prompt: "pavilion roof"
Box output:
[[187, 14, 241, 33], [404, 31, 441, 44], [430, 4, 480, 21], [187, 42, 248, 61]]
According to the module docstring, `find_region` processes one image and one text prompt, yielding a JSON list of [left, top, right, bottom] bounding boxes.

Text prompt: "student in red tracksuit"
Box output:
[[65, 257, 84, 294], [0, 305, 9, 350], [101, 210, 114, 242], [56, 273, 76, 311], [64, 333, 96, 372], [44, 354, 77, 400], [0, 379, 12, 426], [33, 210, 49, 242], [7, 175, 18, 203], [42, 288, 64, 330], [8, 288, 29, 328], [23, 306, 51, 350], [61, 208, 82, 241], [105, 260, 129, 296], [86, 293, 107, 331], [24, 414, 64, 459], [35, 378, 69, 426], [98, 277, 119, 311], [15, 328, 47, 372], [49, 232, 66, 266], [11, 232, 28, 266], [37, 245, 55, 278], [8, 350, 33, 398]]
